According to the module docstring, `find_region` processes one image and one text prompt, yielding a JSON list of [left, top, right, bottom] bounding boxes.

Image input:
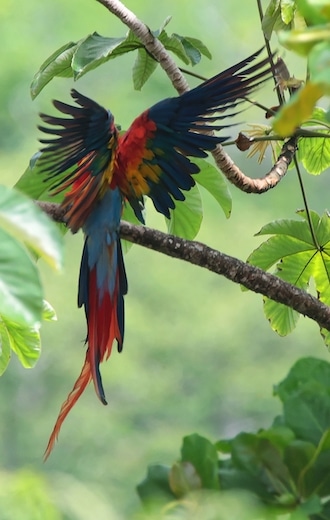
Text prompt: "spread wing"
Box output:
[[115, 48, 271, 218], [38, 90, 118, 231]]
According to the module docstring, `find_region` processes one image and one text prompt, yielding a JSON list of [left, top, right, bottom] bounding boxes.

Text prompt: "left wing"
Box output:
[[38, 90, 118, 232]]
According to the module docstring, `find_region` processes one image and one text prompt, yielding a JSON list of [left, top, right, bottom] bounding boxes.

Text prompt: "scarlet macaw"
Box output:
[[39, 48, 270, 458]]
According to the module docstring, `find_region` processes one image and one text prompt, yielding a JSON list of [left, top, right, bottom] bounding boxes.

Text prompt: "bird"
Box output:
[[38, 48, 271, 458]]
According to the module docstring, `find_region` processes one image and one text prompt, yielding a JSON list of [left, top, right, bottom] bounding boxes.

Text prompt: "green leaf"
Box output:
[[274, 357, 330, 400], [308, 40, 330, 89], [231, 433, 292, 491], [193, 159, 232, 218], [0, 185, 63, 270], [298, 109, 330, 174], [262, 0, 292, 39], [16, 153, 48, 200], [72, 32, 131, 79], [136, 464, 175, 507], [180, 35, 212, 60], [42, 300, 57, 322], [0, 227, 43, 326], [166, 184, 203, 240], [279, 25, 330, 55], [169, 461, 201, 497], [180, 433, 219, 490], [262, 0, 281, 39], [4, 318, 41, 369], [30, 41, 79, 99], [281, 0, 296, 25], [171, 34, 211, 66], [284, 439, 316, 484], [263, 298, 300, 336], [158, 32, 190, 65], [282, 383, 330, 445], [303, 430, 330, 496], [0, 319, 11, 375], [297, 0, 330, 25], [132, 48, 158, 90], [248, 211, 330, 337]]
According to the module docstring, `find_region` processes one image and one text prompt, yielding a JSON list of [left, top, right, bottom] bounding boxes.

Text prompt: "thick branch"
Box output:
[[95, 0, 291, 193], [36, 201, 330, 331]]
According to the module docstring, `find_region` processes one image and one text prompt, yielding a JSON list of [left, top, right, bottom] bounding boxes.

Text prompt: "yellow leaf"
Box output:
[[272, 82, 325, 137]]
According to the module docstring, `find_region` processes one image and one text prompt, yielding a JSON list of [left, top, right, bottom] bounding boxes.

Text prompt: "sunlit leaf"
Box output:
[[273, 82, 326, 137], [0, 185, 63, 270], [248, 211, 330, 337], [0, 227, 43, 326], [166, 184, 203, 240], [42, 300, 57, 322], [4, 318, 41, 368], [264, 298, 300, 336], [280, 0, 295, 25], [0, 319, 11, 375], [298, 107, 330, 174]]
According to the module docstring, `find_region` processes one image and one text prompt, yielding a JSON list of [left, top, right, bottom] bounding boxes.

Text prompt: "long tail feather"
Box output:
[[44, 357, 92, 460], [44, 188, 126, 458]]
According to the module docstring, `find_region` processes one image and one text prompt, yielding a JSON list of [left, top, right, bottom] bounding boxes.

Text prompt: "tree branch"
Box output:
[[95, 0, 293, 194], [36, 201, 330, 332]]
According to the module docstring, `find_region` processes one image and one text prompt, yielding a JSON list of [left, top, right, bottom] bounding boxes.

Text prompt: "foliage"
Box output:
[[137, 357, 330, 519], [0, 184, 61, 374]]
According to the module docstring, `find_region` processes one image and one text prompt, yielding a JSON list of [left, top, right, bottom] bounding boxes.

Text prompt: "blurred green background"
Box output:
[[1, 0, 329, 518]]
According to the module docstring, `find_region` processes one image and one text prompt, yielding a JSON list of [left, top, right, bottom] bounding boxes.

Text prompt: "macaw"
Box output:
[[39, 48, 270, 458]]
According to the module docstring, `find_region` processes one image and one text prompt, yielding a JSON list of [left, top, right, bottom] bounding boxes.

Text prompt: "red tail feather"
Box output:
[[44, 357, 92, 460]]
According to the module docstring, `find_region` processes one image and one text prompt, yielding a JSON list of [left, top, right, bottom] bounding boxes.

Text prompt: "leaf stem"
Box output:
[[293, 156, 320, 249]]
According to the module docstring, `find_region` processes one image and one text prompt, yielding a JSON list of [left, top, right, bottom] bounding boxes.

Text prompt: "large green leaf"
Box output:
[[230, 433, 293, 492], [284, 439, 316, 484], [193, 159, 232, 218], [71, 32, 135, 79], [248, 211, 330, 337], [274, 358, 330, 445], [0, 184, 63, 270], [166, 184, 203, 240], [180, 433, 219, 490], [30, 41, 80, 99], [0, 227, 43, 326], [274, 357, 330, 401]]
